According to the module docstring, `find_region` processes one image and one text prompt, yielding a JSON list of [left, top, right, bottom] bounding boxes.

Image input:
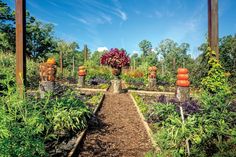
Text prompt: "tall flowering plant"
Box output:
[[100, 48, 130, 69]]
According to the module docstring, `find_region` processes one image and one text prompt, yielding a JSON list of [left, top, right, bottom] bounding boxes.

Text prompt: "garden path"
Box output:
[[77, 88, 152, 157]]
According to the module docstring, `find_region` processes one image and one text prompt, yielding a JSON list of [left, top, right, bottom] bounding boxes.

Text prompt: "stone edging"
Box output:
[[129, 93, 160, 151], [77, 83, 111, 92], [128, 89, 175, 96], [67, 94, 105, 157]]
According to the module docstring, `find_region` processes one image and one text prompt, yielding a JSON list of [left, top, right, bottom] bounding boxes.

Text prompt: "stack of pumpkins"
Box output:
[[176, 68, 190, 87], [78, 66, 86, 76], [39, 58, 57, 82], [148, 66, 157, 78]]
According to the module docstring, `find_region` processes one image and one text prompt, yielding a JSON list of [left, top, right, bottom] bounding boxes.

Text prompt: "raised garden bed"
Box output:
[[25, 84, 105, 157], [129, 92, 236, 156], [46, 91, 105, 157], [60, 78, 111, 91], [67, 93, 105, 157]]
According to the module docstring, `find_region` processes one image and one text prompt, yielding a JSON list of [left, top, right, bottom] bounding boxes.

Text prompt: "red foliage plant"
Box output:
[[100, 48, 130, 69]]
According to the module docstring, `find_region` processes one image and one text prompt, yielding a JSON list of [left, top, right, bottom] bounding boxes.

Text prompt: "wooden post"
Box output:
[[72, 56, 75, 77], [84, 44, 88, 63], [208, 0, 219, 59], [15, 0, 26, 96], [60, 51, 63, 77]]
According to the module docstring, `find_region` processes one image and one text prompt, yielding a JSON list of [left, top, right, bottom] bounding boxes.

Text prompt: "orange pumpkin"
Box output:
[[79, 66, 85, 70], [176, 80, 190, 87], [149, 73, 156, 78], [177, 74, 189, 80], [78, 70, 86, 76], [148, 66, 157, 71], [177, 68, 188, 74], [47, 58, 56, 65]]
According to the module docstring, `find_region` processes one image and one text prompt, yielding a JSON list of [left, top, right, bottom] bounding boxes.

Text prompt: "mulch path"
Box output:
[[76, 89, 153, 157]]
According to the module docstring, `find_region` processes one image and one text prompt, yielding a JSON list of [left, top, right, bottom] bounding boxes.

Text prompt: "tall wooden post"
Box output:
[[84, 44, 88, 63], [60, 51, 63, 77], [15, 0, 26, 96], [208, 0, 219, 59], [72, 56, 75, 77]]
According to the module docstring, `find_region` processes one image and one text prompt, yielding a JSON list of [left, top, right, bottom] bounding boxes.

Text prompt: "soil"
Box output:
[[76, 88, 153, 157]]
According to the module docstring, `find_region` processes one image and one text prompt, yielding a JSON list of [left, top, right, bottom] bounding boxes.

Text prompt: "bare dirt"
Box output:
[[76, 89, 153, 157]]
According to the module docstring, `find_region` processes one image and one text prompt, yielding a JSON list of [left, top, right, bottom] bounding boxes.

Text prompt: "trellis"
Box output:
[[15, 0, 219, 95]]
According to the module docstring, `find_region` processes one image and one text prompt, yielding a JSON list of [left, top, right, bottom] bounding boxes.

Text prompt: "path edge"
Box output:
[[129, 93, 160, 151], [67, 94, 105, 157]]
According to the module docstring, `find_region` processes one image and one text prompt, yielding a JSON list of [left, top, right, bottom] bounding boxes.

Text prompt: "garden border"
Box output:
[[128, 89, 175, 97], [129, 93, 160, 151], [67, 93, 105, 157]]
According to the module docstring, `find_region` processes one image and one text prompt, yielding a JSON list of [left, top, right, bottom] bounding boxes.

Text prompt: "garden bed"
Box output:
[[130, 91, 236, 156], [60, 79, 111, 91], [67, 93, 105, 157], [45, 91, 105, 157]]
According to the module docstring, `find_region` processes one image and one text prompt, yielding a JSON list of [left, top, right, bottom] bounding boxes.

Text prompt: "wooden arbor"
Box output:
[[15, 0, 219, 95]]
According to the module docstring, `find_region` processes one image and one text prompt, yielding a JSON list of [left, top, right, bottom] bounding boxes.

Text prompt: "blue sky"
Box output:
[[5, 0, 236, 58]]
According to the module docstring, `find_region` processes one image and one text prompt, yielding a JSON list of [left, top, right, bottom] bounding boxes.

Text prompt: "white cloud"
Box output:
[[151, 48, 156, 52], [67, 14, 89, 25], [101, 13, 112, 24], [132, 50, 139, 54], [97, 47, 108, 52], [116, 9, 128, 21]]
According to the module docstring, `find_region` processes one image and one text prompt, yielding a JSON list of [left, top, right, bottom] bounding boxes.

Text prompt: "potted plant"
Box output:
[[100, 48, 130, 79], [100, 48, 130, 93]]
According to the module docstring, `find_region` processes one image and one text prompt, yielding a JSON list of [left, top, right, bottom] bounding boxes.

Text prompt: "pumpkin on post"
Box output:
[[78, 66, 86, 87], [176, 68, 190, 102], [148, 66, 157, 90], [39, 58, 57, 98]]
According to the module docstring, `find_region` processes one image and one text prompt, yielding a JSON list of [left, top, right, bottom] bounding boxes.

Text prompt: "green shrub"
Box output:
[[147, 49, 236, 157], [0, 70, 91, 156]]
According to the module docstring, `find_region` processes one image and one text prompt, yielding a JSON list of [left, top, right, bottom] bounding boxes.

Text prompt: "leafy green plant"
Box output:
[[0, 66, 91, 156], [141, 48, 236, 157]]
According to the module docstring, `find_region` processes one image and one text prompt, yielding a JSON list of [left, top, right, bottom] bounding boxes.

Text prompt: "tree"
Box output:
[[89, 50, 106, 66], [220, 35, 236, 75], [0, 1, 58, 59], [0, 0, 15, 52], [156, 39, 192, 72], [138, 40, 152, 57], [26, 12, 57, 59]]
